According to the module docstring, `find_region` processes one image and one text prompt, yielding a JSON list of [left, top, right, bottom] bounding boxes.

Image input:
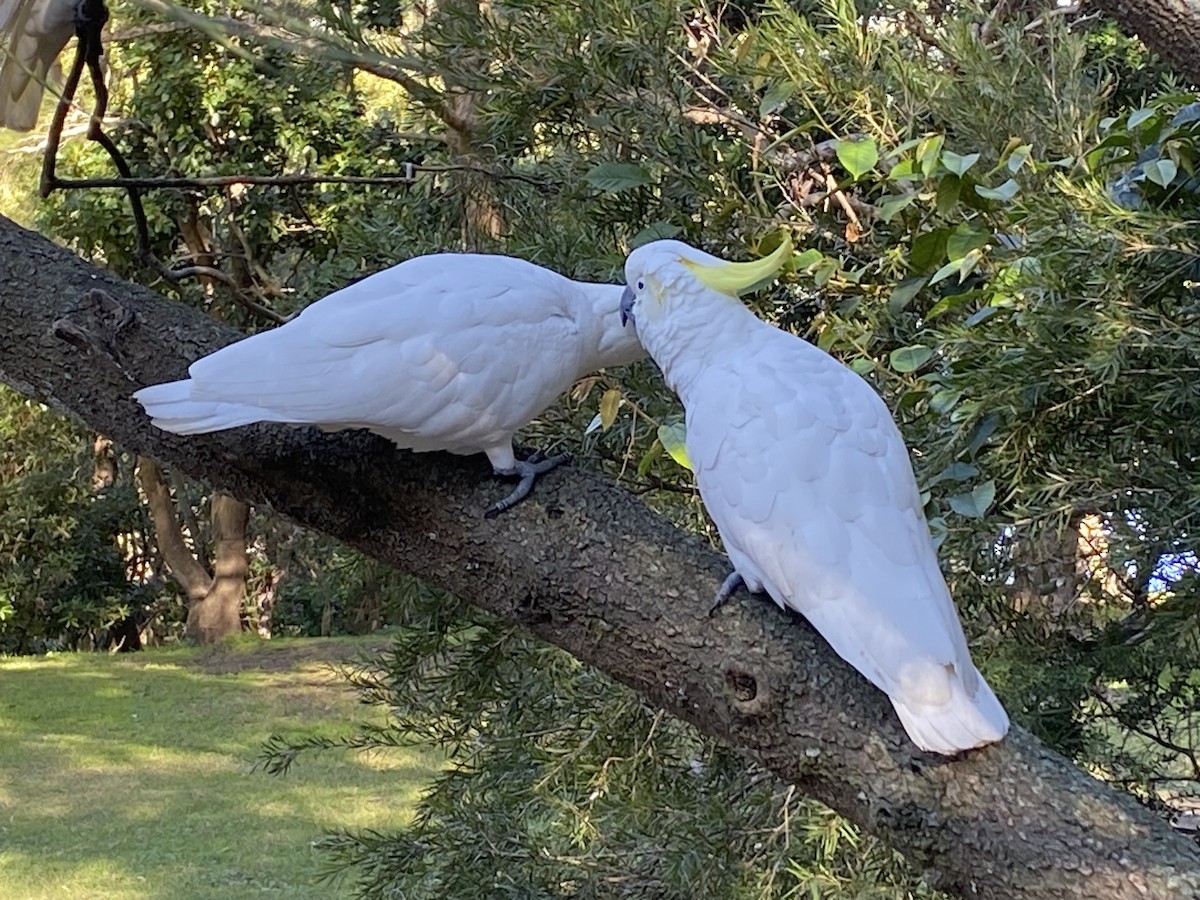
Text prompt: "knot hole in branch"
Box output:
[[724, 665, 770, 717]]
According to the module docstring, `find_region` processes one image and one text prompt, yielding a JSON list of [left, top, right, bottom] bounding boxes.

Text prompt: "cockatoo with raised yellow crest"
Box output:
[[135, 252, 645, 516], [619, 238, 1008, 755]]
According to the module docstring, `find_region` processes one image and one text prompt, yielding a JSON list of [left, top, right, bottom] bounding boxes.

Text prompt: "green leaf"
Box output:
[[965, 306, 1001, 327], [878, 192, 918, 222], [888, 276, 926, 313], [926, 291, 974, 320], [889, 345, 933, 373], [928, 461, 979, 485], [1142, 158, 1178, 188], [948, 480, 996, 518], [630, 221, 682, 247], [792, 248, 824, 269], [812, 257, 839, 287], [910, 228, 950, 272], [916, 134, 944, 177], [1006, 144, 1033, 173], [974, 179, 1020, 202], [941, 151, 981, 176], [935, 175, 961, 215], [584, 162, 654, 193], [834, 137, 879, 180], [657, 423, 692, 471], [946, 225, 990, 261], [760, 81, 795, 117], [849, 357, 874, 375], [637, 440, 662, 477], [928, 259, 960, 286], [1127, 106, 1157, 129]]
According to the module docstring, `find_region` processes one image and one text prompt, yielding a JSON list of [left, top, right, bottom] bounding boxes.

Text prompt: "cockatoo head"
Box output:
[[620, 236, 793, 330]]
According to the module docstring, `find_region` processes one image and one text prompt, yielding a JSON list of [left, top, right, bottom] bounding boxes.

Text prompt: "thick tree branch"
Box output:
[[1085, 0, 1200, 85], [0, 215, 1196, 898]]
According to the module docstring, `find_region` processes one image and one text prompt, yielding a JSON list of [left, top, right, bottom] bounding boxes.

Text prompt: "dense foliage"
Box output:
[[2, 0, 1197, 895]]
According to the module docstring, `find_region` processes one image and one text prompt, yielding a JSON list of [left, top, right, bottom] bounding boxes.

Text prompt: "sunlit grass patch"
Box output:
[[0, 636, 439, 899]]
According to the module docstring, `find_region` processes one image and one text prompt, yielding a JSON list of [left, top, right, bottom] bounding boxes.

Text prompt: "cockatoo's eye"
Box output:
[[636, 280, 644, 290]]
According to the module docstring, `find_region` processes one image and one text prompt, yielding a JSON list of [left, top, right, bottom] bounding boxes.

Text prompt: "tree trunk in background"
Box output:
[[186, 494, 249, 642], [1087, 0, 1200, 86], [1, 215, 1198, 899], [438, 0, 505, 246], [136, 456, 246, 642]]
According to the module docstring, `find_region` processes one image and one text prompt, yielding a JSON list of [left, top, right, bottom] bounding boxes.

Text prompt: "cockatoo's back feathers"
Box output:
[[135, 253, 643, 469]]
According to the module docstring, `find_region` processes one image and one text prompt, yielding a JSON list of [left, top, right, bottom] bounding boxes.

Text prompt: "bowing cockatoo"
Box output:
[[619, 238, 1008, 755], [0, 0, 76, 131], [135, 253, 645, 516]]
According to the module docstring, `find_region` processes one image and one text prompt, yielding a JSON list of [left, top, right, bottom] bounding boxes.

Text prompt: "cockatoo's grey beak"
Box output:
[[620, 286, 636, 327]]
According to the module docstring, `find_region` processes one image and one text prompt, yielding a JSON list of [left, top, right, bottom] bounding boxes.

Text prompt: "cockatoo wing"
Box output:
[[0, 0, 75, 131], [135, 255, 585, 456], [687, 328, 1008, 754]]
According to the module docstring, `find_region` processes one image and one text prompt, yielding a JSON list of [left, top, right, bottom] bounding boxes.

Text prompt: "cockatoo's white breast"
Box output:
[[684, 323, 981, 711]]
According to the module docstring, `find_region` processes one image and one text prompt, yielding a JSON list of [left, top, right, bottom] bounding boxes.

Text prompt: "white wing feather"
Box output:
[[686, 325, 1008, 754], [135, 254, 633, 463]]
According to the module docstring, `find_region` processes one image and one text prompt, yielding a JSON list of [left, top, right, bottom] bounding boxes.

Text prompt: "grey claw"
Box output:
[[708, 571, 745, 617], [484, 452, 572, 518]]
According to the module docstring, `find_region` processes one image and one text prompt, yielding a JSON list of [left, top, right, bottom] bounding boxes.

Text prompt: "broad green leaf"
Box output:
[[965, 306, 1001, 327], [966, 412, 1000, 457], [889, 345, 933, 373], [1142, 158, 1178, 187], [584, 162, 654, 193], [812, 257, 839, 287], [1006, 144, 1033, 173], [599, 389, 621, 431], [917, 134, 944, 177], [657, 423, 692, 470], [1127, 106, 1157, 129], [926, 291, 975, 320], [948, 479, 996, 518], [928, 259, 960, 286], [792, 248, 824, 269], [888, 276, 926, 313], [888, 158, 919, 181], [849, 357, 874, 375], [760, 81, 795, 117], [835, 137, 879, 180], [941, 151, 981, 176], [975, 179, 1020, 202], [935, 175, 961, 215], [929, 389, 963, 415], [879, 191, 918, 222], [631, 221, 682, 247], [930, 462, 979, 484], [911, 228, 950, 272], [637, 439, 662, 477], [946, 225, 990, 261]]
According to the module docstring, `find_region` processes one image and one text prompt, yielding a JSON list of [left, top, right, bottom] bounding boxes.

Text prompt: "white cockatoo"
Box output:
[[619, 238, 1009, 755], [135, 252, 645, 516], [0, 0, 76, 131]]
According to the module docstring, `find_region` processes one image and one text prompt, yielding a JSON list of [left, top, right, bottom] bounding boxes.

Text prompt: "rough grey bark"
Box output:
[[1087, 0, 1200, 86], [0, 214, 1196, 899]]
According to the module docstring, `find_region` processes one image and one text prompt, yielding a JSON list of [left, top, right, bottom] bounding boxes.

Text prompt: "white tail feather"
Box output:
[[133, 380, 285, 435], [891, 666, 1009, 755]]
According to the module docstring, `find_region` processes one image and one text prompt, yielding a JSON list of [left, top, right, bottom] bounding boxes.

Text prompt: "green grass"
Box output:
[[0, 636, 440, 899]]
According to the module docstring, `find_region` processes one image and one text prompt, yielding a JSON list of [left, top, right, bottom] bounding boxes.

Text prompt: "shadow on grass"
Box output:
[[0, 640, 439, 899]]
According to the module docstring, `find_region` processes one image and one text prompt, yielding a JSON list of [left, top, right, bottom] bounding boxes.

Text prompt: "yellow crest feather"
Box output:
[[681, 233, 793, 296]]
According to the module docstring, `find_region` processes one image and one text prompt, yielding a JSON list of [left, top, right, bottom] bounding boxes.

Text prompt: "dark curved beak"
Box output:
[[620, 286, 635, 327]]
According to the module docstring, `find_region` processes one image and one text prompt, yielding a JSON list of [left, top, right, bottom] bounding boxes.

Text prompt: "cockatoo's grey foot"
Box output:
[[484, 452, 572, 518], [709, 571, 745, 617]]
